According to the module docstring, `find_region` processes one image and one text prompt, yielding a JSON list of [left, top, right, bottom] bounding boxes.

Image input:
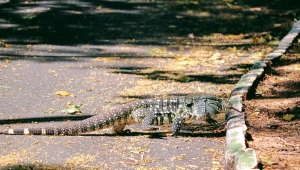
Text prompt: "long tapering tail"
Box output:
[[0, 105, 134, 135]]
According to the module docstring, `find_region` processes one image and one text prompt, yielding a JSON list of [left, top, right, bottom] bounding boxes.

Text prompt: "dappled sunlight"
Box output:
[[12, 6, 49, 14], [181, 11, 215, 18], [0, 0, 298, 97], [0, 44, 100, 58], [0, 0, 295, 48], [87, 8, 142, 14], [0, 23, 20, 28], [0, 1, 299, 168]]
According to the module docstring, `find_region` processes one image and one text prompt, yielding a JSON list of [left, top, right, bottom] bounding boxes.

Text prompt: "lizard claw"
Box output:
[[171, 132, 181, 138], [171, 134, 183, 138]]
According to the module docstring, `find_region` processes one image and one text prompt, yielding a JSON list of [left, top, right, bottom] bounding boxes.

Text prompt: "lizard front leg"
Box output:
[[141, 113, 160, 131], [171, 102, 193, 137], [171, 115, 186, 137], [171, 108, 192, 137]]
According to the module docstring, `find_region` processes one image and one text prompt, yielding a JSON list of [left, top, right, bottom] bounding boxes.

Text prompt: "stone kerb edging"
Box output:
[[225, 20, 300, 170]]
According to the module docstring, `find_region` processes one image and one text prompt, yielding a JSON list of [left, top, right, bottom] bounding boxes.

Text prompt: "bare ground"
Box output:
[[245, 40, 300, 169]]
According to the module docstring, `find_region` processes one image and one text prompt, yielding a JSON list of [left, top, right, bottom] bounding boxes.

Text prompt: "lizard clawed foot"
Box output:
[[115, 129, 131, 135], [171, 133, 183, 138], [206, 118, 218, 125]]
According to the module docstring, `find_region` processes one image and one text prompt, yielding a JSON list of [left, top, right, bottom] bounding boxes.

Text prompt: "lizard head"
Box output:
[[221, 100, 232, 111], [189, 96, 232, 119]]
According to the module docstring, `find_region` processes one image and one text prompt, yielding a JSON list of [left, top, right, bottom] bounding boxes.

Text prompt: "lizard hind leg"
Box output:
[[141, 112, 160, 131], [133, 107, 160, 131], [113, 124, 131, 134]]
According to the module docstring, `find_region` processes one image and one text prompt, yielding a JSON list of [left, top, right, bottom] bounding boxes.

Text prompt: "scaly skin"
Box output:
[[0, 94, 232, 136]]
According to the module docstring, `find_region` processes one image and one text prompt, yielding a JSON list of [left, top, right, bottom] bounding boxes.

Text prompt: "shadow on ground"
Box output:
[[245, 39, 300, 169], [0, 0, 299, 87], [0, 0, 299, 60]]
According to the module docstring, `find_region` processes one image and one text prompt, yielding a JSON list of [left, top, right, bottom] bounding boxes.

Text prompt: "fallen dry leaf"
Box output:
[[228, 33, 244, 40], [283, 114, 294, 121], [250, 7, 262, 11], [171, 154, 186, 161], [248, 111, 260, 119], [188, 33, 195, 39], [295, 64, 300, 71], [228, 46, 237, 52], [260, 156, 278, 165], [210, 53, 222, 60], [61, 103, 83, 115], [55, 90, 71, 96], [226, 3, 243, 9], [175, 15, 184, 19]]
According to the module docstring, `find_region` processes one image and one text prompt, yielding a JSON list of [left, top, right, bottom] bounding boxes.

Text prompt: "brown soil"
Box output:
[[245, 40, 300, 170]]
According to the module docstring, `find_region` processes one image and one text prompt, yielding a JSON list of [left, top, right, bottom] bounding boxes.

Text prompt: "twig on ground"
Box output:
[[279, 138, 299, 147], [265, 146, 296, 150], [277, 152, 300, 155]]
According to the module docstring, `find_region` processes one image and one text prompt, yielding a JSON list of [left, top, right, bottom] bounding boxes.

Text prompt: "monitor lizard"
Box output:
[[0, 94, 232, 136]]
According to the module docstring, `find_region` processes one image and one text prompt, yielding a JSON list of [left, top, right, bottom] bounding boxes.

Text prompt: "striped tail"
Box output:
[[0, 105, 135, 135], [0, 127, 66, 135]]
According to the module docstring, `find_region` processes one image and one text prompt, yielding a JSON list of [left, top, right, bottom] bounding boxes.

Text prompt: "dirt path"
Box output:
[[245, 39, 300, 169]]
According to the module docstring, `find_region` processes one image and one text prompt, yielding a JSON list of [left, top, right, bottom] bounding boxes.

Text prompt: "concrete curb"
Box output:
[[225, 20, 300, 170]]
